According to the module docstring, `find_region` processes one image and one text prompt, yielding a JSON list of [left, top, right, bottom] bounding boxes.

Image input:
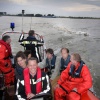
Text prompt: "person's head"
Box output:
[[24, 50, 32, 59], [2, 35, 11, 44], [46, 48, 54, 59], [15, 51, 26, 68], [26, 57, 38, 75], [28, 30, 35, 36], [70, 53, 81, 65], [61, 48, 69, 59]]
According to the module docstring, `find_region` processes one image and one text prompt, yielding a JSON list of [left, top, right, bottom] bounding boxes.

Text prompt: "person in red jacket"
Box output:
[[0, 35, 14, 86], [54, 53, 92, 100]]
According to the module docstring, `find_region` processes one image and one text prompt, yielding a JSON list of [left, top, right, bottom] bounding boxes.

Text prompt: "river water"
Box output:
[[0, 16, 100, 97]]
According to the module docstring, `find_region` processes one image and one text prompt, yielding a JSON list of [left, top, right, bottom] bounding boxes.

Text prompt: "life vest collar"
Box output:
[[61, 55, 70, 69], [69, 60, 85, 78], [46, 55, 56, 69]]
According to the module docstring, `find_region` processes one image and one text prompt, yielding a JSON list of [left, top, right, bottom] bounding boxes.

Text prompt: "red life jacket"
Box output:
[[23, 67, 42, 95]]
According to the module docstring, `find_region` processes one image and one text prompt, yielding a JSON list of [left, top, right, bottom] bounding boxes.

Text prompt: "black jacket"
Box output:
[[25, 36, 40, 58], [15, 71, 51, 100], [15, 65, 24, 81], [19, 34, 44, 62]]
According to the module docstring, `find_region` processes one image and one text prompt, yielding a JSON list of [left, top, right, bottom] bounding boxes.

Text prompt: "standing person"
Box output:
[[60, 48, 70, 73], [0, 35, 14, 86], [54, 53, 92, 100], [15, 57, 51, 100], [19, 30, 44, 62], [39, 48, 60, 81]]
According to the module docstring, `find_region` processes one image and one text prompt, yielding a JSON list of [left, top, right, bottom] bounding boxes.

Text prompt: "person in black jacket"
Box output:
[[15, 57, 51, 100], [19, 30, 44, 62]]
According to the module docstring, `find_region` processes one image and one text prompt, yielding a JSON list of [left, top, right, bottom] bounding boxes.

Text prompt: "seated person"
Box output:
[[38, 48, 60, 81], [15, 57, 51, 100], [0, 35, 14, 86], [19, 30, 44, 62], [60, 48, 70, 73], [54, 53, 92, 100], [15, 51, 27, 81]]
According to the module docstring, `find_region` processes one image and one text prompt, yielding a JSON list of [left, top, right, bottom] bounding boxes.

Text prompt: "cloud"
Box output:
[[8, 0, 30, 5], [62, 3, 100, 12], [87, 0, 100, 1], [0, 0, 100, 17]]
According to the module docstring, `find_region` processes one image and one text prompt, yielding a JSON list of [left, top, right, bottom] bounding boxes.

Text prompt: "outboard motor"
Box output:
[[10, 22, 15, 31]]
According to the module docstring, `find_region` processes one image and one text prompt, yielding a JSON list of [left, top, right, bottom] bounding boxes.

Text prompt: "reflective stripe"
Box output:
[[16, 79, 19, 95], [43, 43, 46, 50], [20, 34, 24, 40], [38, 42, 44, 45], [35, 47, 39, 60], [20, 80, 24, 85], [38, 75, 50, 95], [19, 77, 45, 85], [21, 41, 44, 45], [36, 78, 41, 83], [16, 79, 25, 100], [31, 77, 45, 84]]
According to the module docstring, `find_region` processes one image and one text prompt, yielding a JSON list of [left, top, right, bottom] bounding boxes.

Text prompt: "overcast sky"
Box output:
[[0, 0, 100, 17]]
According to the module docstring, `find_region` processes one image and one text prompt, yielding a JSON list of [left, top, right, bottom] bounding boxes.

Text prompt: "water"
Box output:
[[0, 16, 100, 97]]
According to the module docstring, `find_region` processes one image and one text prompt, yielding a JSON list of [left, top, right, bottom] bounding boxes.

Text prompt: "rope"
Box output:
[[30, 17, 32, 30], [22, 14, 23, 32]]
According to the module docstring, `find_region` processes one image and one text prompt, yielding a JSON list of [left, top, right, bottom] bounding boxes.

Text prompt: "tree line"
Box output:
[[16, 14, 55, 17]]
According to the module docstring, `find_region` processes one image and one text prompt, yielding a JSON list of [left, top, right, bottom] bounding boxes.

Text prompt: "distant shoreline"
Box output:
[[1, 15, 100, 19]]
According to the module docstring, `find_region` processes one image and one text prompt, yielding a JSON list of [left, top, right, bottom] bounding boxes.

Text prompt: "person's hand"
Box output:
[[56, 84, 60, 88], [50, 79, 52, 82], [40, 35, 43, 39], [73, 88, 77, 92], [27, 93, 35, 99], [54, 84, 60, 90], [22, 32, 25, 34]]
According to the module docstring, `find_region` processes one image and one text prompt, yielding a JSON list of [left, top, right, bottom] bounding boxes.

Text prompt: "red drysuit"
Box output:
[[0, 40, 14, 86], [54, 62, 92, 100]]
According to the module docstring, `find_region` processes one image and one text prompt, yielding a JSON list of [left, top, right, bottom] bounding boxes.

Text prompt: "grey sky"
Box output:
[[0, 0, 100, 17]]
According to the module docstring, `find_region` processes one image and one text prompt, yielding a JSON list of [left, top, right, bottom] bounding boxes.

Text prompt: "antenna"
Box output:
[[22, 10, 24, 32], [30, 16, 32, 30]]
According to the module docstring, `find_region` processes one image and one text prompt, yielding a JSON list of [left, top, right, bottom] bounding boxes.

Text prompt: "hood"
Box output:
[[27, 36, 36, 40]]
